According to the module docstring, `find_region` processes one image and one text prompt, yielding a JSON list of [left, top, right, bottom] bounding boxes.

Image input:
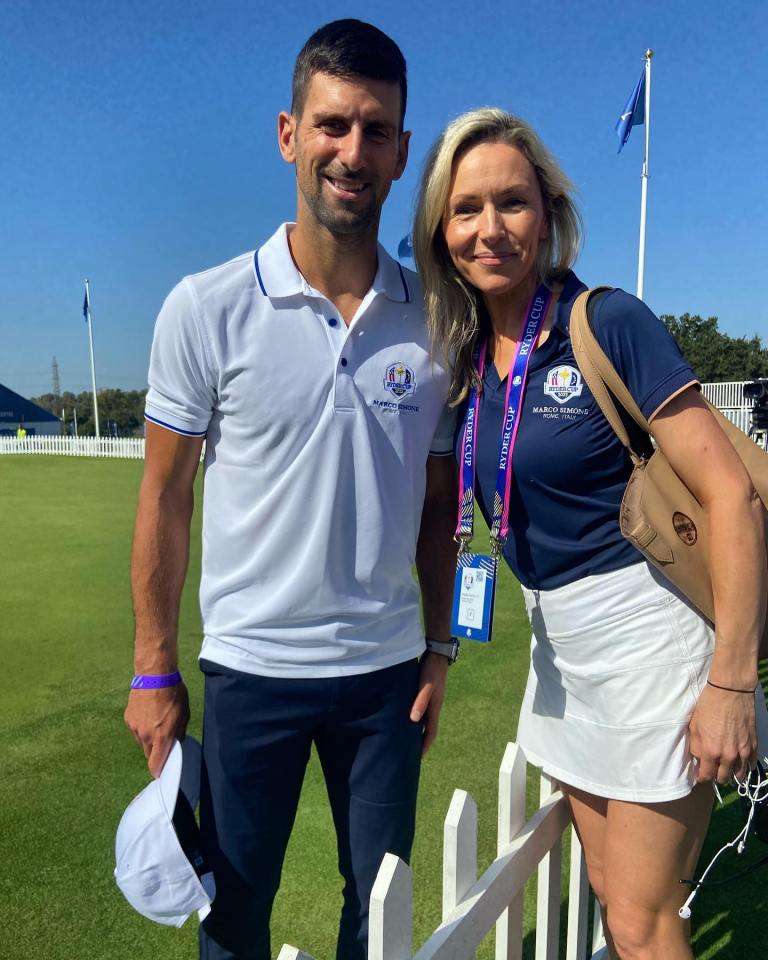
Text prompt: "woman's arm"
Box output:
[[651, 386, 766, 783]]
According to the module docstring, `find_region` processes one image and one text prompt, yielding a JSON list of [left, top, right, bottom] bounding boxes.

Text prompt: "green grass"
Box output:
[[0, 456, 765, 959]]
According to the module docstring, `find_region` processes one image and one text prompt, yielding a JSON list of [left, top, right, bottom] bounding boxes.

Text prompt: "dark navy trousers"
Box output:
[[197, 658, 422, 960]]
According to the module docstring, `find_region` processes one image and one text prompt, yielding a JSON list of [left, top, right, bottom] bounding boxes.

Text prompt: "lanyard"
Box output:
[[456, 283, 553, 555]]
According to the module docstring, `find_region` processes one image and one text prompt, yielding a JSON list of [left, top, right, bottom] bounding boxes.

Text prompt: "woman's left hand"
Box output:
[[652, 389, 764, 785], [688, 683, 757, 784]]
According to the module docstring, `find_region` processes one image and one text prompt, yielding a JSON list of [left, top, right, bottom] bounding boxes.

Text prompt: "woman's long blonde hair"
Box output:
[[413, 108, 582, 404]]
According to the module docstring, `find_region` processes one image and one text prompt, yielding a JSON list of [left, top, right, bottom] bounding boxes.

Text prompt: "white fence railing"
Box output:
[[700, 380, 749, 409], [700, 381, 753, 435], [278, 743, 608, 960], [0, 436, 146, 458]]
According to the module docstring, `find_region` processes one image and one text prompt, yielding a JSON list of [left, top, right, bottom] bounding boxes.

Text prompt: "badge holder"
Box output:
[[450, 540, 498, 643]]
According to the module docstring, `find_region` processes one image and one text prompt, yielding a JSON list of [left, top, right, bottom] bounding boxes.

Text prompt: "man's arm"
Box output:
[[124, 422, 204, 777], [411, 454, 459, 754]]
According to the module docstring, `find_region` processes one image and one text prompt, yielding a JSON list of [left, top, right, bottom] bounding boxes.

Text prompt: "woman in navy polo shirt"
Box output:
[[413, 108, 766, 959]]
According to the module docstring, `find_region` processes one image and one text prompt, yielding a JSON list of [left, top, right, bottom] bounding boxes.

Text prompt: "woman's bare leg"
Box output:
[[565, 787, 617, 957], [564, 783, 714, 960]]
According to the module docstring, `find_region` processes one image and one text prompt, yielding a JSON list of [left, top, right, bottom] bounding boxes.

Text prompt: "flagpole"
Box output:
[[636, 49, 653, 300], [84, 279, 101, 438]]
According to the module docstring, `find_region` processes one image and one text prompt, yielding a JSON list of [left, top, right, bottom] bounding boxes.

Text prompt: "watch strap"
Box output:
[[424, 637, 459, 663]]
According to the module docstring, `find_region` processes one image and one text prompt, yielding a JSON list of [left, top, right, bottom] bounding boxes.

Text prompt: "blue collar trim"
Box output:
[[396, 262, 411, 303], [253, 250, 268, 296]]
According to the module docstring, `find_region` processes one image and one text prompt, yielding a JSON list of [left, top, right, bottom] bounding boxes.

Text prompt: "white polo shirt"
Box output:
[[145, 223, 454, 677]]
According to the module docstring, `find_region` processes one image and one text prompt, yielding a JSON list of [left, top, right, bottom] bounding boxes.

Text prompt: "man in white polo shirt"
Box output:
[[124, 19, 457, 960]]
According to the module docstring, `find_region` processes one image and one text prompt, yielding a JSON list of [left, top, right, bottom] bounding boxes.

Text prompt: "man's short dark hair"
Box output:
[[292, 19, 407, 128]]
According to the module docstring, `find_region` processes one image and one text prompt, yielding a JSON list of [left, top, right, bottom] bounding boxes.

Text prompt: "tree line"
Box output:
[[661, 314, 768, 382], [31, 388, 147, 437], [29, 314, 768, 435]]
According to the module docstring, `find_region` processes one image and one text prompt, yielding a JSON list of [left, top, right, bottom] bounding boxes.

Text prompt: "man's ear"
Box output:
[[392, 129, 411, 182], [277, 111, 297, 163]]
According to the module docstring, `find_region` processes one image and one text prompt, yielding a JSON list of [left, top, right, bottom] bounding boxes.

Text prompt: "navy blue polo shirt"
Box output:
[[457, 271, 697, 590]]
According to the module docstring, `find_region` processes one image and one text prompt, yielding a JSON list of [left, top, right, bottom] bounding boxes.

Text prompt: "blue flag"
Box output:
[[615, 68, 645, 152], [398, 234, 413, 260], [83, 287, 89, 323]]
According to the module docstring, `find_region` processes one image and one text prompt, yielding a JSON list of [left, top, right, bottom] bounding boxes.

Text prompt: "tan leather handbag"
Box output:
[[570, 287, 768, 659]]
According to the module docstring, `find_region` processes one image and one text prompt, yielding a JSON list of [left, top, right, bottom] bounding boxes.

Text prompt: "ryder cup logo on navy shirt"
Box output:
[[543, 365, 583, 404], [534, 364, 588, 421]]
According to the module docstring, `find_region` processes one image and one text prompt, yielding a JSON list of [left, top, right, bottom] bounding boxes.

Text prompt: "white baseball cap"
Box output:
[[114, 736, 215, 927]]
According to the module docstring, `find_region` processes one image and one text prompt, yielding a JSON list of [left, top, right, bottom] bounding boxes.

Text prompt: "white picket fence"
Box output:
[[278, 743, 608, 960], [0, 436, 146, 458]]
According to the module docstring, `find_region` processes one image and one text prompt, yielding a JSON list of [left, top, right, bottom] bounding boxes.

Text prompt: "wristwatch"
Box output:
[[424, 637, 460, 664]]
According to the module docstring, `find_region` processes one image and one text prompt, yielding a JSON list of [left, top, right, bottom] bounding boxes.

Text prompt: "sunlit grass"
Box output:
[[0, 456, 764, 959]]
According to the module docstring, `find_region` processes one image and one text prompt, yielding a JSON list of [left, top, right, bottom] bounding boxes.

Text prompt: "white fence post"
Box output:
[[495, 742, 527, 960], [535, 775, 561, 960], [443, 789, 477, 960], [443, 789, 477, 920], [592, 907, 609, 958], [565, 825, 589, 960], [276, 947, 317, 960], [369, 853, 413, 960]]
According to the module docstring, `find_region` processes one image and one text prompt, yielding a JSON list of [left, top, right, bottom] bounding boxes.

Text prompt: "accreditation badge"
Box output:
[[450, 553, 497, 643]]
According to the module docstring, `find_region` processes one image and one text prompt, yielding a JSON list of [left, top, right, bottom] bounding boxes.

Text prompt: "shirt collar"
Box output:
[[556, 270, 588, 328], [371, 244, 412, 303], [253, 223, 411, 304]]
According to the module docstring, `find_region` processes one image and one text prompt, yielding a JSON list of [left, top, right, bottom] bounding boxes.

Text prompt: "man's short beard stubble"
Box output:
[[299, 170, 380, 237]]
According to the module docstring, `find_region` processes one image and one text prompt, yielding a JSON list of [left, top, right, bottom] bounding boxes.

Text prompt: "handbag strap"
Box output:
[[569, 287, 649, 466]]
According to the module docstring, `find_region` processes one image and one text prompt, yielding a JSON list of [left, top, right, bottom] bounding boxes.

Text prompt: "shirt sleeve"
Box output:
[[144, 278, 217, 436], [429, 401, 460, 456], [591, 289, 698, 420]]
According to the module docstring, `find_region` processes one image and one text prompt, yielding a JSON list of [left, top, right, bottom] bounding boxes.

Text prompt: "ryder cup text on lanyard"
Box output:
[[450, 284, 552, 643], [451, 285, 552, 643], [456, 284, 553, 556]]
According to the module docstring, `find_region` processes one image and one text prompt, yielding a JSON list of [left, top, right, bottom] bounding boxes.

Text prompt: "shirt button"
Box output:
[[328, 318, 338, 327], [340, 358, 348, 367]]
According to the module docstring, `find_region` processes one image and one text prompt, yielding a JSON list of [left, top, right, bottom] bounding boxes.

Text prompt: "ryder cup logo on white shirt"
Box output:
[[544, 365, 583, 404], [383, 362, 416, 399]]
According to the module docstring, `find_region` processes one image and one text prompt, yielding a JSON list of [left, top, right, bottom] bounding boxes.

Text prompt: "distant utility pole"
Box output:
[[52, 356, 61, 398]]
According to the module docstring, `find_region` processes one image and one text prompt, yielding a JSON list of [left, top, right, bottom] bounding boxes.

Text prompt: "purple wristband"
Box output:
[[130, 671, 182, 689]]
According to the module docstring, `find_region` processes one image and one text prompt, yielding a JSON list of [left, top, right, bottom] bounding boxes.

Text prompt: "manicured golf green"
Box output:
[[1, 456, 765, 959]]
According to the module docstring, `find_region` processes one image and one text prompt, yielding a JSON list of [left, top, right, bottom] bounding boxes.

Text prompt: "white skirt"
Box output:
[[516, 560, 764, 802]]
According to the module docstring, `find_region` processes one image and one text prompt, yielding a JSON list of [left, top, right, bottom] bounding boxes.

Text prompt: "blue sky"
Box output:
[[2, 0, 766, 397]]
